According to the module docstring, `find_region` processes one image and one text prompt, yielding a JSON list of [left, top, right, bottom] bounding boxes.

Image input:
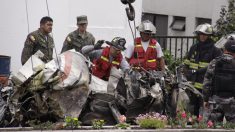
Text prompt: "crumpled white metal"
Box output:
[[215, 33, 235, 49]]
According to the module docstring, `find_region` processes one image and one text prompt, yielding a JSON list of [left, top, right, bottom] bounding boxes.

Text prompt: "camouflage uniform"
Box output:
[[61, 30, 95, 53], [203, 54, 235, 122], [21, 29, 54, 65]]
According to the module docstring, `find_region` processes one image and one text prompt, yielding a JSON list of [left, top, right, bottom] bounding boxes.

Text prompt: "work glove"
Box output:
[[94, 40, 105, 49]]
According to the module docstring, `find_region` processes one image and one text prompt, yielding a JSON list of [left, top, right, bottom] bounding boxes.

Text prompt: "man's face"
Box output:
[[140, 32, 152, 42], [199, 34, 209, 42], [78, 23, 87, 32], [41, 21, 53, 34], [110, 46, 121, 57]]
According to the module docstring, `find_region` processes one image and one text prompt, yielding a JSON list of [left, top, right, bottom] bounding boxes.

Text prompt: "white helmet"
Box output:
[[194, 23, 213, 35], [137, 20, 156, 34]]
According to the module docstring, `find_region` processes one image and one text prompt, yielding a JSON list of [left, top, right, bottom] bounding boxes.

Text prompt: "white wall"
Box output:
[[0, 0, 142, 73], [142, 0, 228, 36]]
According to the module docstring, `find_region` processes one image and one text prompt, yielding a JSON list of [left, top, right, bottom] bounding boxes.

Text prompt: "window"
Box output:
[[141, 13, 154, 22], [196, 17, 211, 26], [170, 16, 185, 31]]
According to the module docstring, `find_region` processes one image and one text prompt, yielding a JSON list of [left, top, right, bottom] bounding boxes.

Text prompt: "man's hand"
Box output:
[[118, 115, 126, 123], [94, 40, 105, 49]]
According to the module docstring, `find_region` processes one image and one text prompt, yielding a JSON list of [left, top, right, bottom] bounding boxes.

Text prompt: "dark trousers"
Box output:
[[205, 95, 235, 123]]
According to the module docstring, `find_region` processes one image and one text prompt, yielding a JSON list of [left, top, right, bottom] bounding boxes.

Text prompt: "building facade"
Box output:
[[142, 0, 228, 36], [0, 0, 142, 72]]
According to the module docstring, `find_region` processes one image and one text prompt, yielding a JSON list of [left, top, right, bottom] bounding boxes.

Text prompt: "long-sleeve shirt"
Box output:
[[61, 30, 95, 53], [21, 29, 54, 65], [202, 54, 234, 102], [81, 45, 130, 72]]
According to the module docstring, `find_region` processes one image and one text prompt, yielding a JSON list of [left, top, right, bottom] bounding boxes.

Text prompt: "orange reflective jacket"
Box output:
[[129, 37, 157, 70], [92, 47, 122, 80]]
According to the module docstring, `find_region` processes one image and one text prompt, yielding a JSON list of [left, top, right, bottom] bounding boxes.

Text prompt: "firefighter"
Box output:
[[203, 36, 235, 123], [125, 20, 165, 71], [183, 23, 222, 116], [81, 37, 130, 81], [80, 37, 129, 125]]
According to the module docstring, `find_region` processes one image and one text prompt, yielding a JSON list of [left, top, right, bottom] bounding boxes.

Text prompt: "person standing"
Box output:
[[21, 16, 54, 65], [61, 15, 95, 53], [125, 20, 165, 71], [203, 37, 235, 123], [183, 23, 222, 116]]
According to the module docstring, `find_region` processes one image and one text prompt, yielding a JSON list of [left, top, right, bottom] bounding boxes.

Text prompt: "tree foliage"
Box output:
[[215, 0, 235, 38]]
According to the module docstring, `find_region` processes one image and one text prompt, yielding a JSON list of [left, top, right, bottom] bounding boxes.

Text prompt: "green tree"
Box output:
[[215, 0, 235, 38]]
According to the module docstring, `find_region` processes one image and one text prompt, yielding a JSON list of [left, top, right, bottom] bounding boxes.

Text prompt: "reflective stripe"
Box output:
[[199, 62, 209, 68], [135, 44, 142, 47], [186, 60, 209, 69], [101, 56, 119, 65], [184, 59, 190, 65], [189, 62, 199, 70], [194, 82, 203, 89], [112, 61, 120, 65], [147, 59, 156, 62], [149, 46, 156, 48], [101, 56, 109, 62]]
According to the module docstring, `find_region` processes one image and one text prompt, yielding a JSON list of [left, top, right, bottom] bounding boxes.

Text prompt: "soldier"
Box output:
[[81, 37, 130, 81], [125, 20, 165, 71], [183, 23, 222, 116], [61, 15, 95, 53], [21, 16, 54, 65], [203, 37, 235, 123]]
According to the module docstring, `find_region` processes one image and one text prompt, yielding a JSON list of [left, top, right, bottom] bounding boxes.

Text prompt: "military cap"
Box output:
[[224, 37, 235, 53], [77, 15, 88, 25]]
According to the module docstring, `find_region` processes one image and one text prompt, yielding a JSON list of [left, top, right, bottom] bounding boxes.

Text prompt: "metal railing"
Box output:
[[154, 36, 196, 60]]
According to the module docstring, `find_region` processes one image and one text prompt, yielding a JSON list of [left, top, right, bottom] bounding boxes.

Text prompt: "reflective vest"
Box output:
[[92, 47, 122, 80], [183, 41, 222, 89], [129, 37, 158, 71], [213, 56, 235, 97]]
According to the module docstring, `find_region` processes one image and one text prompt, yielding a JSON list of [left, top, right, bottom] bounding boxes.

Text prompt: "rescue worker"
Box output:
[[203, 36, 235, 123], [80, 37, 129, 125], [183, 23, 222, 116], [125, 20, 165, 71], [81, 37, 130, 81], [61, 15, 95, 53], [21, 16, 54, 65]]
